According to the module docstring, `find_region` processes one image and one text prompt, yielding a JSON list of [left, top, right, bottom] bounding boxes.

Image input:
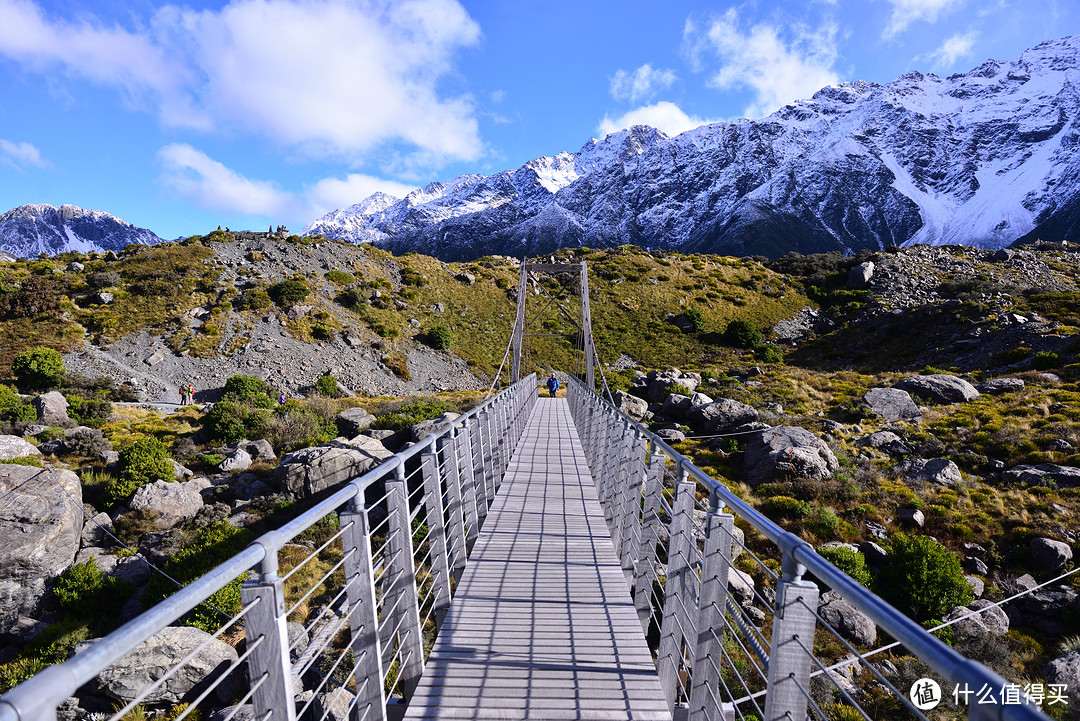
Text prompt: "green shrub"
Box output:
[[3, 456, 42, 467], [142, 523, 251, 633], [325, 270, 354, 285], [879, 533, 973, 622], [267, 279, 310, 306], [312, 323, 331, 340], [804, 505, 842, 538], [817, 546, 873, 589], [374, 398, 455, 431], [383, 351, 410, 380], [315, 375, 339, 397], [402, 269, 426, 287], [222, 374, 272, 401], [53, 559, 135, 626], [683, 307, 706, 333], [118, 436, 174, 486], [427, 324, 452, 350], [204, 399, 270, 444], [1032, 351, 1063, 370], [754, 344, 784, 363], [760, 495, 810, 519], [63, 393, 112, 427], [12, 346, 65, 389], [237, 289, 272, 311], [724, 319, 763, 349], [0, 383, 34, 422]]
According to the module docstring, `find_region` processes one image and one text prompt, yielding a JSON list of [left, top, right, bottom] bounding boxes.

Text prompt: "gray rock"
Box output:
[[78, 626, 238, 704], [897, 507, 925, 527], [275, 440, 393, 498], [208, 707, 256, 721], [818, 592, 876, 646], [410, 412, 460, 443], [970, 600, 1009, 636], [655, 428, 686, 443], [856, 431, 912, 456], [313, 688, 356, 721], [1030, 537, 1073, 571], [66, 261, 85, 272], [111, 556, 152, 586], [455, 271, 476, 285], [964, 556, 989, 575], [81, 512, 115, 547], [144, 351, 164, 366], [847, 261, 875, 289], [218, 448, 252, 472], [894, 374, 979, 404], [612, 391, 648, 421], [169, 459, 195, 480], [1002, 464, 1080, 488], [743, 426, 838, 487], [966, 576, 985, 598], [100, 449, 120, 466], [992, 249, 1015, 262], [336, 407, 377, 436], [897, 458, 962, 486], [33, 391, 70, 426], [38, 438, 65, 455], [976, 377, 1025, 395], [860, 541, 888, 566], [23, 424, 49, 437], [1044, 651, 1080, 699], [728, 568, 755, 607], [690, 392, 713, 408], [287, 621, 309, 654], [662, 393, 692, 418], [689, 398, 759, 434], [943, 605, 992, 640], [863, 388, 922, 421], [94, 291, 114, 305], [0, 435, 42, 460], [1014, 574, 1038, 592], [129, 480, 205, 527], [0, 466, 83, 635]]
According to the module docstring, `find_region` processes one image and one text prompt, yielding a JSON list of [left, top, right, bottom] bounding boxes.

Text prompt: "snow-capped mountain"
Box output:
[[305, 36, 1080, 260], [0, 204, 164, 257]]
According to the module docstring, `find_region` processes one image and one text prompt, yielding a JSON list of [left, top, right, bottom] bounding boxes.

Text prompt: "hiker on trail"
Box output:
[[278, 392, 286, 405], [188, 384, 195, 405], [179, 385, 186, 406], [546, 373, 559, 398]]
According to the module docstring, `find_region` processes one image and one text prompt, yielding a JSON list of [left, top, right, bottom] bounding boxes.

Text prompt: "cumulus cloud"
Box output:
[[685, 10, 840, 119], [609, 64, 678, 103], [0, 139, 48, 169], [0, 0, 483, 166], [883, 0, 963, 39], [598, 101, 717, 137], [925, 30, 978, 70], [158, 144, 414, 222]]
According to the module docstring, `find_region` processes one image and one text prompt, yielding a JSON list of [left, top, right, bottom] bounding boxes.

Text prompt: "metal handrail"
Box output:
[[566, 375, 1049, 721]]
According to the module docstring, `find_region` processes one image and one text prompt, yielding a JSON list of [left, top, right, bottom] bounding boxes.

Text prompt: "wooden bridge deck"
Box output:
[[403, 397, 670, 720]]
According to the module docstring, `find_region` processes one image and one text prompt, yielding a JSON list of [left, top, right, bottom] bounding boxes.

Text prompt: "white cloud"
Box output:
[[158, 144, 414, 223], [925, 30, 978, 70], [609, 64, 678, 103], [0, 0, 483, 166], [598, 101, 717, 137], [883, 0, 964, 39], [685, 10, 840, 120], [0, 139, 48, 169]]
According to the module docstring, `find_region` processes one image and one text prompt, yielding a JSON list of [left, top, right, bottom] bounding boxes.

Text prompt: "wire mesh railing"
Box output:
[[566, 375, 1051, 721], [0, 375, 537, 721]]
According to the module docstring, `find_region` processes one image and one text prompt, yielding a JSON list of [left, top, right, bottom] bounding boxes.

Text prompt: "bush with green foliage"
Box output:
[[817, 546, 873, 589], [427, 324, 452, 350], [87, 271, 121, 288], [262, 402, 336, 451], [374, 398, 455, 431], [223, 374, 273, 401], [142, 523, 252, 632], [312, 323, 331, 340], [0, 383, 34, 423], [325, 270, 354, 285], [267, 279, 310, 306], [754, 344, 784, 363], [12, 346, 65, 389], [63, 393, 113, 427], [63, 427, 112, 457], [1032, 351, 1062, 370], [118, 436, 174, 487], [53, 559, 134, 627], [878, 533, 973, 621], [236, 288, 272, 311], [204, 399, 271, 444], [760, 495, 811, 519], [314, 375, 339, 397], [683, 307, 706, 333], [724, 319, 763, 349]]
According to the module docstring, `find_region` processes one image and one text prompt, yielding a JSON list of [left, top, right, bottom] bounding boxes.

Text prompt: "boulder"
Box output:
[[818, 592, 876, 646], [1002, 464, 1080, 488], [893, 374, 979, 404], [275, 440, 393, 498], [970, 599, 1009, 636], [897, 458, 962, 486], [223, 439, 277, 463], [169, 459, 194, 480], [81, 512, 115, 547], [689, 398, 759, 434], [1044, 651, 1080, 699], [862, 388, 921, 421], [314, 688, 356, 721], [662, 393, 691, 418], [0, 466, 83, 634], [976, 377, 1025, 395], [743, 426, 838, 487], [654, 428, 686, 443], [33, 391, 70, 426], [966, 576, 985, 598], [728, 567, 755, 607], [336, 407, 376, 437], [208, 707, 256, 721], [410, 412, 460, 443], [612, 391, 648, 421], [896, 507, 925, 527], [847, 261, 875, 289], [218, 448, 252, 473], [856, 431, 912, 456], [455, 271, 476, 285], [1030, 537, 1073, 571], [0, 435, 42, 460], [690, 392, 713, 408], [79, 626, 238, 704], [129, 480, 205, 527]]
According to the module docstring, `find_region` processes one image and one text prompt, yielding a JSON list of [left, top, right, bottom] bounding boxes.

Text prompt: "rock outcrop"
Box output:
[[893, 374, 979, 404], [275, 438, 393, 498], [744, 427, 838, 486]]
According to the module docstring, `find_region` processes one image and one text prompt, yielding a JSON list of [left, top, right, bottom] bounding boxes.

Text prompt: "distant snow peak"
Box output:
[[305, 35, 1080, 261], [0, 204, 164, 257]]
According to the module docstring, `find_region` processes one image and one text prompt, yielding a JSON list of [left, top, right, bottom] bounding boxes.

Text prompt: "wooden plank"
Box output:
[[404, 398, 671, 721]]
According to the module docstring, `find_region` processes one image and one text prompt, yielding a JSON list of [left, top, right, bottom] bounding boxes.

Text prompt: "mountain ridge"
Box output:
[[0, 203, 164, 257]]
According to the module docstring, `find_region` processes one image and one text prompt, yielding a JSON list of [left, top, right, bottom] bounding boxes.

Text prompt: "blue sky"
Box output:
[[0, 0, 1076, 239]]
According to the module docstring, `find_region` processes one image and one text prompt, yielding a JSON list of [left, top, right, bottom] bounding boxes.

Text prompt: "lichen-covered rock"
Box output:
[[129, 480, 205, 527], [336, 407, 376, 437], [218, 448, 252, 472], [275, 439, 393, 498], [976, 377, 1025, 395], [689, 398, 759, 434], [612, 391, 648, 421], [0, 465, 83, 635], [893, 374, 979, 404], [856, 430, 913, 456], [862, 388, 922, 421], [743, 426, 838, 486], [897, 458, 962, 486], [0, 434, 42, 460], [33, 390, 70, 426], [1030, 537, 1073, 571], [1002, 464, 1080, 488]]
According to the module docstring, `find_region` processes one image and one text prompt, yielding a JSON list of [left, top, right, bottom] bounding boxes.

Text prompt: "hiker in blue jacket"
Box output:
[[546, 373, 559, 398]]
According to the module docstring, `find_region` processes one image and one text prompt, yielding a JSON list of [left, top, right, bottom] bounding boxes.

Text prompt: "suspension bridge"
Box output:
[[0, 259, 1051, 721]]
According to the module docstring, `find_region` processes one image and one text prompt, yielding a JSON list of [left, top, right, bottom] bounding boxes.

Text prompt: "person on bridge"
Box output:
[[546, 373, 559, 398]]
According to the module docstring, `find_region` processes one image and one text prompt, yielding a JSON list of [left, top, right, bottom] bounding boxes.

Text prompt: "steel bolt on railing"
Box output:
[[566, 376, 1050, 721], [0, 376, 537, 721]]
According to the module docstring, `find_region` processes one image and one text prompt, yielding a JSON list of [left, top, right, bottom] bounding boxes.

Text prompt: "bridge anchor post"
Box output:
[[763, 555, 820, 721]]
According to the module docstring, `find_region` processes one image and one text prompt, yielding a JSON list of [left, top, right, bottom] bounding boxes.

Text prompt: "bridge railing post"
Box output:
[[617, 431, 648, 572], [241, 552, 298, 721], [421, 448, 453, 628], [458, 419, 482, 546], [658, 473, 697, 711], [763, 548, 820, 721], [689, 498, 736, 721], [634, 452, 666, 633], [610, 422, 634, 553], [471, 412, 489, 525], [341, 499, 386, 721], [384, 466, 425, 700], [439, 433, 468, 579]]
